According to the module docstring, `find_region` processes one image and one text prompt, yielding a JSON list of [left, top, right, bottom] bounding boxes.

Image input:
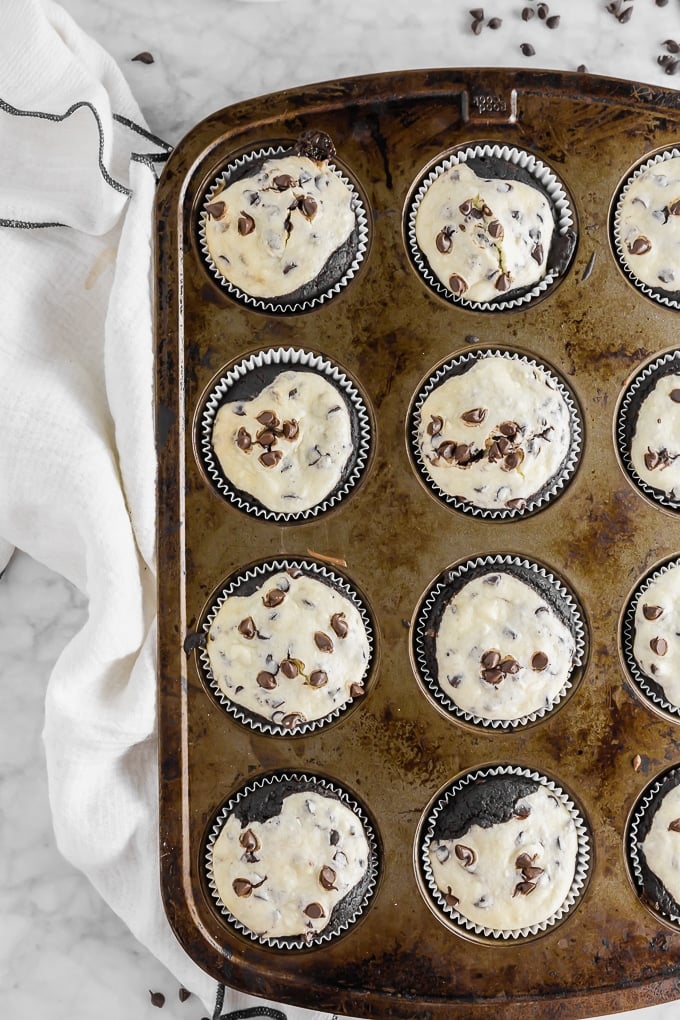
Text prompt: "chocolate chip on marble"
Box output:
[[481, 649, 502, 669], [309, 669, 328, 688], [627, 236, 652, 255], [256, 670, 277, 690], [664, 40, 680, 53], [238, 616, 257, 639], [238, 212, 255, 236], [262, 587, 286, 608], [643, 604, 664, 620], [521, 42, 536, 56], [521, 6, 535, 19], [259, 450, 283, 468], [537, 2, 549, 18], [331, 612, 349, 638], [454, 844, 477, 867], [314, 631, 334, 652], [462, 407, 488, 425], [488, 16, 502, 28], [650, 636, 668, 655], [471, 17, 484, 34], [132, 51, 154, 64], [531, 651, 549, 671], [205, 200, 226, 220], [149, 991, 165, 1008], [236, 427, 252, 451], [546, 15, 560, 28], [178, 989, 191, 1003], [319, 866, 337, 890]]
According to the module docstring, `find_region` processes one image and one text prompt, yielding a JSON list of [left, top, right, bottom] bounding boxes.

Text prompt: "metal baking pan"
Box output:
[[155, 68, 680, 1018]]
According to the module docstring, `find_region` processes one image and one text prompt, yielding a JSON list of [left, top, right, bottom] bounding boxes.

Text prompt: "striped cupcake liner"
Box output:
[[626, 764, 680, 929]]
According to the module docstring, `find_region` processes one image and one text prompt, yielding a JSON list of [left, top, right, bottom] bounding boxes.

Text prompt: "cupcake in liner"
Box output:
[[620, 554, 680, 724], [611, 147, 680, 309], [615, 348, 680, 513], [411, 555, 587, 731], [196, 557, 376, 736], [407, 347, 583, 520], [404, 142, 577, 312], [196, 347, 373, 523], [415, 764, 591, 942], [627, 764, 680, 931], [198, 131, 369, 314], [205, 770, 380, 949]]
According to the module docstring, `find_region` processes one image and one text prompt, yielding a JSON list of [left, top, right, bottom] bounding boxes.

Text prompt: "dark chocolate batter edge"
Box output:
[[627, 765, 680, 925], [196, 556, 376, 737], [204, 770, 380, 950], [407, 346, 584, 520], [412, 554, 587, 730], [405, 142, 577, 313], [418, 764, 592, 941], [197, 346, 373, 522]]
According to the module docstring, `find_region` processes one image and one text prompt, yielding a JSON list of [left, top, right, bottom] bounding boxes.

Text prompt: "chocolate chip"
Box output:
[[481, 650, 502, 669], [454, 844, 477, 867], [300, 195, 318, 219], [281, 712, 305, 729], [256, 409, 279, 428], [532, 651, 549, 671], [471, 17, 483, 34], [499, 421, 519, 438], [259, 450, 283, 468], [627, 236, 652, 255], [238, 617, 257, 639], [239, 828, 261, 853], [205, 200, 226, 220], [495, 271, 513, 292], [238, 212, 255, 235], [488, 17, 502, 28], [436, 228, 454, 253], [459, 199, 474, 216], [469, 6, 484, 16], [282, 419, 299, 439], [668, 818, 680, 832], [280, 658, 300, 678], [488, 219, 504, 240], [506, 497, 527, 511], [618, 5, 634, 22], [577, 64, 588, 72], [330, 828, 340, 846], [531, 242, 544, 264], [427, 415, 444, 436], [488, 441, 503, 464], [537, 1, 549, 16], [515, 852, 537, 871], [256, 429, 278, 447], [304, 902, 326, 919], [236, 427, 252, 451], [319, 866, 337, 890], [444, 888, 459, 908], [521, 43, 536, 56], [331, 612, 348, 638], [349, 682, 365, 698], [314, 631, 334, 652], [651, 636, 668, 655], [309, 669, 328, 688], [514, 803, 531, 819], [606, 0, 622, 11], [178, 989, 191, 1002], [448, 273, 468, 296], [273, 173, 296, 191], [436, 440, 457, 461], [644, 449, 661, 471], [132, 51, 154, 64], [292, 129, 336, 162], [256, 670, 277, 690], [546, 15, 560, 28], [513, 880, 537, 897], [521, 6, 535, 18], [149, 991, 165, 1008], [461, 407, 487, 424], [454, 443, 472, 464], [670, 389, 680, 402], [263, 587, 286, 608], [232, 878, 254, 897], [500, 656, 520, 675], [482, 666, 504, 686], [643, 604, 664, 620]]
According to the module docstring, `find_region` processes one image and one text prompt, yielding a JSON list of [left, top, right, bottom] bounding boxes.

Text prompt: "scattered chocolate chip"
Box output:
[[238, 617, 257, 639], [304, 902, 326, 919], [309, 669, 328, 688], [462, 407, 487, 425], [471, 17, 483, 34], [521, 6, 535, 19], [448, 273, 468, 296], [651, 636, 668, 655], [499, 420, 520, 438], [514, 803, 531, 819], [292, 129, 335, 162], [132, 51, 154, 64], [273, 173, 296, 191], [205, 200, 226, 220], [436, 228, 454, 253], [453, 443, 472, 465], [537, 2, 549, 18], [521, 42, 536, 56], [488, 17, 502, 28], [331, 612, 349, 638], [314, 631, 334, 652], [495, 271, 513, 292], [618, 5, 634, 22], [256, 429, 278, 447], [668, 818, 680, 832], [665, 40, 680, 53], [437, 440, 457, 461], [349, 682, 365, 698], [671, 388, 680, 404], [280, 658, 300, 678], [643, 604, 664, 620], [500, 656, 520, 675], [427, 415, 444, 437], [319, 865, 337, 890], [263, 587, 286, 608], [256, 670, 277, 690], [656, 0, 670, 6], [238, 212, 255, 236], [259, 449, 283, 468], [469, 6, 484, 17], [665, 59, 679, 75], [179, 988, 191, 1003], [606, 0, 622, 12], [239, 828, 261, 853], [503, 450, 522, 471], [546, 15, 560, 28], [531, 651, 549, 671], [149, 991, 165, 1008], [459, 198, 474, 216], [670, 202, 680, 217], [454, 844, 477, 867]]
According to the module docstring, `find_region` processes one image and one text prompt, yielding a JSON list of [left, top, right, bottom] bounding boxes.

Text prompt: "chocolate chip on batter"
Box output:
[[459, 198, 474, 217], [238, 616, 257, 639], [239, 828, 261, 853], [299, 195, 318, 220], [232, 878, 255, 897], [531, 651, 549, 671], [237, 211, 255, 236], [256, 409, 280, 428], [309, 669, 328, 688], [644, 449, 661, 471], [435, 228, 454, 253], [506, 497, 527, 511], [669, 200, 680, 216], [513, 880, 537, 897], [481, 649, 502, 669], [482, 666, 504, 686], [259, 450, 283, 468], [627, 236, 652, 255], [650, 636, 668, 655], [488, 219, 504, 241], [461, 407, 487, 424], [514, 803, 531, 820], [670, 389, 680, 403], [643, 604, 664, 620], [314, 631, 334, 652], [282, 419, 299, 439], [304, 902, 326, 919], [495, 272, 513, 292], [448, 273, 468, 296], [331, 612, 349, 638], [454, 844, 477, 867], [453, 443, 472, 465], [531, 242, 544, 264], [280, 658, 301, 678], [500, 655, 520, 675], [427, 415, 444, 437], [281, 711, 305, 729], [437, 440, 458, 461], [668, 818, 680, 832], [319, 866, 337, 890], [487, 441, 503, 464], [503, 450, 523, 471], [256, 428, 278, 447], [287, 565, 303, 579], [236, 427, 252, 451], [256, 670, 277, 690], [262, 587, 286, 608], [273, 173, 296, 191], [330, 828, 340, 846], [444, 888, 459, 909], [205, 201, 226, 220]]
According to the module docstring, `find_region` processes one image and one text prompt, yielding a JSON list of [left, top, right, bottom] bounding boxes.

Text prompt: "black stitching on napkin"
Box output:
[[213, 985, 288, 1020]]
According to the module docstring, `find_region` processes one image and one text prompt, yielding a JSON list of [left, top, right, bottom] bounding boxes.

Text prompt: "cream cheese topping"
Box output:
[[630, 372, 680, 500], [203, 154, 356, 298], [435, 571, 576, 722], [414, 162, 554, 302], [416, 356, 572, 510], [212, 790, 369, 938], [633, 561, 680, 708], [211, 369, 354, 513], [641, 784, 680, 907], [429, 785, 578, 931], [617, 156, 680, 292], [206, 570, 370, 727]]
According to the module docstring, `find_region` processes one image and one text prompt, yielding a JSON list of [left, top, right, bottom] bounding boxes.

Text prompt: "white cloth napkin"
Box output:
[[0, 2, 354, 1017]]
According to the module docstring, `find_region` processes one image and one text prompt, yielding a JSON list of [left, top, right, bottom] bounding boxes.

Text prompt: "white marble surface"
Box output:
[[3, 0, 680, 1018]]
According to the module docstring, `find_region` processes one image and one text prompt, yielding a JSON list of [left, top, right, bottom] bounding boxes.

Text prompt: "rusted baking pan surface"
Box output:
[[155, 69, 680, 1018]]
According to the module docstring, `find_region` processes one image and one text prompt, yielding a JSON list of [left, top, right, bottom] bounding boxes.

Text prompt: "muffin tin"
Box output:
[[155, 69, 680, 1018]]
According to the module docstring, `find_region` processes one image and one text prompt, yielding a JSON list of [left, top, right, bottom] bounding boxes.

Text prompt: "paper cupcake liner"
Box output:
[[620, 554, 680, 723], [611, 147, 680, 310], [411, 554, 587, 731], [196, 556, 376, 736], [407, 347, 583, 520], [615, 348, 680, 513], [627, 765, 680, 929], [196, 346, 373, 523], [405, 143, 576, 312], [416, 764, 591, 941], [198, 144, 369, 314], [205, 770, 380, 950]]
